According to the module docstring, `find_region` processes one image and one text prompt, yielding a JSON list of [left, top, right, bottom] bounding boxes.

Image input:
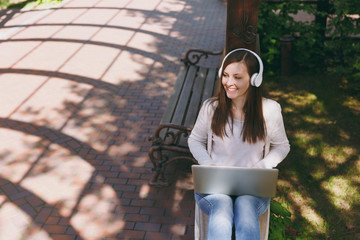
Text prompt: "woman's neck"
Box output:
[[231, 98, 246, 120], [232, 97, 246, 111]]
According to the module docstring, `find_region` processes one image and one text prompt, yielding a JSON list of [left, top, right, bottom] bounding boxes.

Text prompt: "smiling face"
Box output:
[[221, 61, 251, 103]]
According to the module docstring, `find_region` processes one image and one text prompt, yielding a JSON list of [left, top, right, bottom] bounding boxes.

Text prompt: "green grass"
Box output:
[[264, 72, 360, 239], [0, 0, 62, 9]]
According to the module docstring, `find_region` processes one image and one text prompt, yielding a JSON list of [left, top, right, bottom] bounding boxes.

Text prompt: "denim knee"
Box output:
[[194, 193, 233, 215], [235, 195, 270, 216]]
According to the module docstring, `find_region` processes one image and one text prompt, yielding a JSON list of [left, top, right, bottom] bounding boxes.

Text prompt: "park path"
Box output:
[[0, 0, 226, 239]]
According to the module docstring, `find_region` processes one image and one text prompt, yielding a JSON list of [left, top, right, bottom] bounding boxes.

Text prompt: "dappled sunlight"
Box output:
[[89, 27, 131, 46], [282, 91, 323, 113], [139, 184, 150, 199], [0, 73, 47, 117], [171, 186, 186, 214], [302, 115, 335, 125], [156, 0, 185, 13], [293, 131, 321, 146], [102, 51, 156, 84], [268, 88, 326, 115], [277, 180, 326, 234], [170, 224, 187, 236], [342, 96, 360, 114], [309, 167, 327, 181], [321, 145, 355, 168], [0, 129, 45, 182], [293, 131, 324, 158], [109, 142, 139, 157], [0, 129, 127, 239], [110, 9, 147, 29], [267, 73, 360, 237], [132, 156, 149, 167], [19, 223, 51, 240], [143, 61, 179, 96], [60, 44, 120, 79], [0, 201, 51, 240], [321, 177, 358, 211], [71, 185, 124, 239], [163, 177, 194, 236], [310, 101, 326, 115], [142, 15, 178, 35], [127, 31, 159, 53], [338, 128, 351, 140], [15, 42, 83, 72], [62, 91, 121, 151], [127, 0, 163, 11], [20, 144, 94, 207], [12, 77, 92, 129], [351, 168, 360, 184]]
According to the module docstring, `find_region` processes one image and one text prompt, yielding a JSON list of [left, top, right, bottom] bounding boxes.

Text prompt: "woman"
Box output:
[[188, 48, 290, 239]]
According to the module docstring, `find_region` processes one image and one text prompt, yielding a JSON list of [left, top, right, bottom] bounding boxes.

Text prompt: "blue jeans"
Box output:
[[195, 193, 270, 240]]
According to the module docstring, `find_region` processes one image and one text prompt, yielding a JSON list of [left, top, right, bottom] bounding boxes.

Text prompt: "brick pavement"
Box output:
[[0, 0, 226, 239]]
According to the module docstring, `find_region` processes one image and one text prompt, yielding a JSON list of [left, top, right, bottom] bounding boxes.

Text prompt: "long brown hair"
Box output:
[[211, 50, 266, 143]]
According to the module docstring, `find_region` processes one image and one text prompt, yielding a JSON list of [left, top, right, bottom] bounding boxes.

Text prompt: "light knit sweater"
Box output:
[[188, 98, 290, 168]]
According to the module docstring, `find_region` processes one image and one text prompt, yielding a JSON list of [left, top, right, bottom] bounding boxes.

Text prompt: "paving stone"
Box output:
[[117, 230, 145, 239], [50, 234, 76, 240], [134, 222, 161, 232], [144, 231, 172, 240]]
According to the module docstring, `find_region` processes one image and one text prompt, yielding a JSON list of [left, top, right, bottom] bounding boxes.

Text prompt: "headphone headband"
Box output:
[[218, 48, 264, 87]]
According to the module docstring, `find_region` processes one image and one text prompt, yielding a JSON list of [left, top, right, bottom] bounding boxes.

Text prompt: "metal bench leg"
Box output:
[[148, 146, 168, 186]]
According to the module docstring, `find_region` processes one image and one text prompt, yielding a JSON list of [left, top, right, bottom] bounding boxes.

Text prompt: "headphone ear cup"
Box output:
[[250, 73, 263, 87], [250, 73, 258, 86]]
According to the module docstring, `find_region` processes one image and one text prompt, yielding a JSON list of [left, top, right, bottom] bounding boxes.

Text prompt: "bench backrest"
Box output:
[[161, 65, 217, 129]]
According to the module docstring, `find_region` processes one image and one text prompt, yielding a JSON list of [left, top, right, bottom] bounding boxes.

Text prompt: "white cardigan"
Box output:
[[188, 98, 290, 168]]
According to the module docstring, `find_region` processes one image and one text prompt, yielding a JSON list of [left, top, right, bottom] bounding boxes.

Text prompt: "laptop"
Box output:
[[192, 165, 278, 198]]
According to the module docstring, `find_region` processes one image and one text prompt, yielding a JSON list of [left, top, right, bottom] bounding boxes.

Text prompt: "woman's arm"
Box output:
[[188, 100, 214, 165], [256, 102, 290, 168]]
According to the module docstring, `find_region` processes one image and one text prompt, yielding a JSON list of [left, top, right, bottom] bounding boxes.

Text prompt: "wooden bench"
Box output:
[[148, 49, 222, 186]]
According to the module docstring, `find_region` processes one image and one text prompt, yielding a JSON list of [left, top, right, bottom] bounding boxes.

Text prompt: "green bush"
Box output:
[[1, 0, 62, 9], [269, 200, 313, 240], [258, 1, 320, 73], [258, 0, 360, 91], [269, 200, 292, 239]]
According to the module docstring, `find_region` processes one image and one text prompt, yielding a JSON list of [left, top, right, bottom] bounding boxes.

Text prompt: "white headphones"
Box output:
[[218, 48, 264, 87]]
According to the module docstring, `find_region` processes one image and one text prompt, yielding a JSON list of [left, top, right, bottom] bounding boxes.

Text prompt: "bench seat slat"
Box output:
[[183, 67, 208, 128], [177, 67, 208, 146], [160, 65, 189, 124], [201, 68, 217, 103], [171, 66, 197, 125]]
